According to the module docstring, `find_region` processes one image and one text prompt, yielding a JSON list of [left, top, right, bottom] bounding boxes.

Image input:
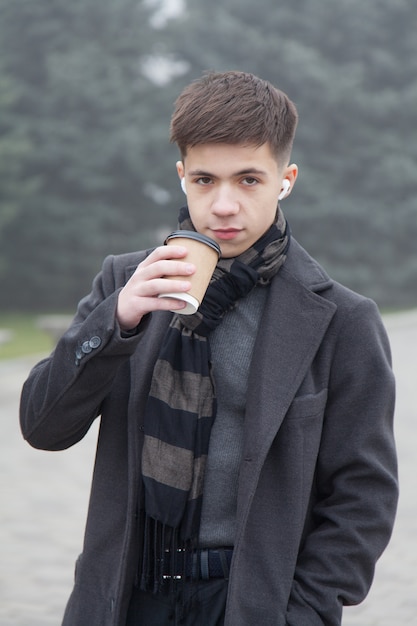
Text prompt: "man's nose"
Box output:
[[211, 185, 239, 215]]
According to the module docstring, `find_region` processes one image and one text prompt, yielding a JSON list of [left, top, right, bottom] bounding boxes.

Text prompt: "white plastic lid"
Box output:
[[158, 292, 199, 315]]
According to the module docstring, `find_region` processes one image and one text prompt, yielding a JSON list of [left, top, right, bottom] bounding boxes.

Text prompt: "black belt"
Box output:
[[162, 548, 233, 580]]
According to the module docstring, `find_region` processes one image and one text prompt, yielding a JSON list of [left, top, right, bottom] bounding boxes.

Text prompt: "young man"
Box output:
[[20, 71, 398, 625]]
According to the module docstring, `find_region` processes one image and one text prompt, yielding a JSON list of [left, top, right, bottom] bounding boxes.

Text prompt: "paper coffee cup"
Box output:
[[160, 230, 221, 314]]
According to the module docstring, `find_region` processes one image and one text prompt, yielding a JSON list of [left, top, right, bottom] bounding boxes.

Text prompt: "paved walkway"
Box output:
[[1, 310, 416, 625]]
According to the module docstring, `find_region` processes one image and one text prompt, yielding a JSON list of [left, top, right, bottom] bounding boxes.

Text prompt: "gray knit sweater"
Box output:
[[199, 284, 268, 547]]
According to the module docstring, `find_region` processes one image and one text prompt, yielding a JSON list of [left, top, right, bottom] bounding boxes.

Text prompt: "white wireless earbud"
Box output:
[[180, 178, 187, 195], [278, 179, 291, 200]]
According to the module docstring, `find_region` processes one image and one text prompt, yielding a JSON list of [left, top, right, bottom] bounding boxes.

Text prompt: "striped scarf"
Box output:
[[140, 206, 290, 588]]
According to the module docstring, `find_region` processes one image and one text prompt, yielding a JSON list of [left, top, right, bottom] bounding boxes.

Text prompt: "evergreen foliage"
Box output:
[[0, 0, 416, 310]]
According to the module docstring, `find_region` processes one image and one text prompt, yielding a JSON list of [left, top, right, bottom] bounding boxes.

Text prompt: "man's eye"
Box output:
[[242, 177, 258, 186], [196, 177, 212, 185]]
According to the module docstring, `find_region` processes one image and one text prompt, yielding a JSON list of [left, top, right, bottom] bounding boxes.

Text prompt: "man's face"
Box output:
[[177, 143, 295, 258]]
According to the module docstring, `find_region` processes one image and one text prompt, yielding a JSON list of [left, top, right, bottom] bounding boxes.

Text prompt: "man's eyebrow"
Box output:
[[234, 168, 268, 177], [187, 169, 213, 177], [187, 168, 268, 177]]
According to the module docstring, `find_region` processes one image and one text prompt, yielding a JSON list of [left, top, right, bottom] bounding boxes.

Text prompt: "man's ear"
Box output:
[[278, 180, 291, 200], [281, 163, 298, 198], [176, 160, 184, 180]]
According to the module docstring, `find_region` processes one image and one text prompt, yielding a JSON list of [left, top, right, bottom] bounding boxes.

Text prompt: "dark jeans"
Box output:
[[126, 579, 228, 626]]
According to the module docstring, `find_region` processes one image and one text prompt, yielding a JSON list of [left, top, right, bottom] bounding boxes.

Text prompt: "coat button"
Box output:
[[75, 347, 83, 360], [82, 340, 92, 354], [89, 336, 101, 349]]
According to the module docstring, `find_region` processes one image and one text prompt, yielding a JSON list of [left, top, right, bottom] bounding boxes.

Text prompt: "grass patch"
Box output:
[[0, 313, 55, 360]]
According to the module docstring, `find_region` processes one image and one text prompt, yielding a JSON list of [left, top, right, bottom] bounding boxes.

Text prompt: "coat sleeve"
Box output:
[[19, 254, 148, 451], [286, 297, 398, 625]]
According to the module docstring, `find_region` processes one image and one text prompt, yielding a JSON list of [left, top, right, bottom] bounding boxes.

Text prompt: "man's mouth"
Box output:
[[212, 228, 241, 241]]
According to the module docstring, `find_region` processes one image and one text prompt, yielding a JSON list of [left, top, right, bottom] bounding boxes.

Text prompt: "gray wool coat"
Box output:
[[20, 238, 398, 626]]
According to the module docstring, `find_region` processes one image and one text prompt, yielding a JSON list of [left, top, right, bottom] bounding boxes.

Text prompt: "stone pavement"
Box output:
[[0, 310, 416, 625]]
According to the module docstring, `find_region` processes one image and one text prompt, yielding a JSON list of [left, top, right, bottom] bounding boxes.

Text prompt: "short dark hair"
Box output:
[[170, 71, 298, 165]]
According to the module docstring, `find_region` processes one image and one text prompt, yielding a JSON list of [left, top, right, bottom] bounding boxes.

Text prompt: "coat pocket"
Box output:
[[284, 388, 328, 422]]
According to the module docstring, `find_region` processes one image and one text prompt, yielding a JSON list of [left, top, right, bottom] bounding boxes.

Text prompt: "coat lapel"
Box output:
[[238, 260, 337, 510]]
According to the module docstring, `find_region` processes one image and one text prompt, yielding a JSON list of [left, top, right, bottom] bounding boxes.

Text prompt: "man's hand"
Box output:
[[116, 245, 195, 331]]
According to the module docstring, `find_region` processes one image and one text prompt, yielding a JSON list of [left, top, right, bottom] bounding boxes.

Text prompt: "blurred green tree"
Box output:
[[0, 0, 178, 310], [0, 0, 416, 310]]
